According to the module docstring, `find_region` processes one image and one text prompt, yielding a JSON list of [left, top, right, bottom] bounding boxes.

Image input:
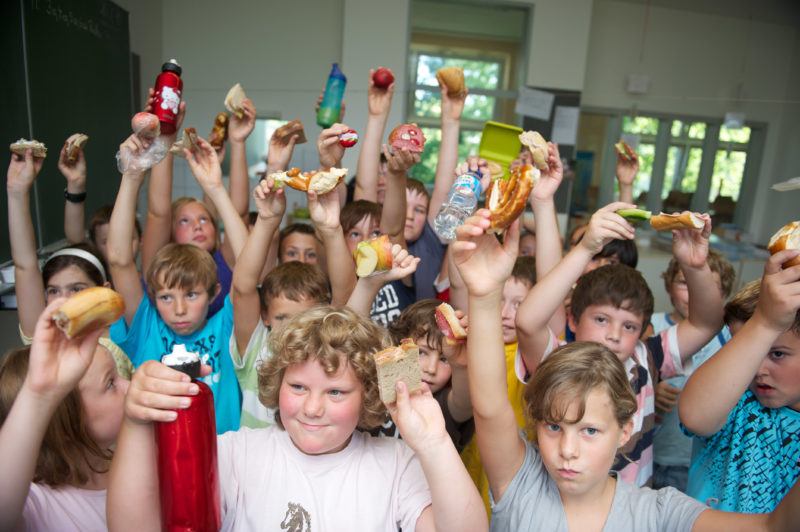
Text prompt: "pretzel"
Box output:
[[486, 164, 537, 233]]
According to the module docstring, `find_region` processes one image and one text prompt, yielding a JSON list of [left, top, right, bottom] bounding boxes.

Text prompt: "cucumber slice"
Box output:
[[615, 208, 651, 223]]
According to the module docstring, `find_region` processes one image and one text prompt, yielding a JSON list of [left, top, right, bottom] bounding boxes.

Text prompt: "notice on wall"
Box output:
[[551, 106, 579, 145], [515, 87, 554, 120]]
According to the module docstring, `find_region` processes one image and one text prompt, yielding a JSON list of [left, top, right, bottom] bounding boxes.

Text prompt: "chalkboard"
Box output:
[[1, 0, 132, 263]]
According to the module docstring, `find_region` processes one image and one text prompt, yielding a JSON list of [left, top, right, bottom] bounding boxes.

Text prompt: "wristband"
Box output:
[[64, 188, 87, 203]]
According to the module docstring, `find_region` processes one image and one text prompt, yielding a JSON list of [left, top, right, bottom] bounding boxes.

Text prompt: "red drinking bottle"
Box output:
[[156, 345, 221, 532], [152, 59, 183, 135]]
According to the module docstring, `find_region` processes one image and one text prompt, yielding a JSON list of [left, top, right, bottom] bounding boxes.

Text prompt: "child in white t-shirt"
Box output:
[[108, 305, 486, 531]]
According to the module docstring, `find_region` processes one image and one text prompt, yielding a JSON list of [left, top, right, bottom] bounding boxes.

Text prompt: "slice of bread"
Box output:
[[373, 339, 422, 404]]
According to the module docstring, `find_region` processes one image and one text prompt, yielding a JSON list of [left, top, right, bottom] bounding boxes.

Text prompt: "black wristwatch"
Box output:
[[64, 188, 87, 203]]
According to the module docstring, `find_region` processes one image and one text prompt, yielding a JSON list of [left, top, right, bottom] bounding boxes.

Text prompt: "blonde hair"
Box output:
[[523, 341, 637, 436], [0, 346, 112, 486], [258, 306, 391, 430], [145, 243, 219, 301], [171, 197, 221, 252]]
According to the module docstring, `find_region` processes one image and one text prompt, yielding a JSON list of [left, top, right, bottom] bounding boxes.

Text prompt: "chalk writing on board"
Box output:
[[30, 0, 124, 40]]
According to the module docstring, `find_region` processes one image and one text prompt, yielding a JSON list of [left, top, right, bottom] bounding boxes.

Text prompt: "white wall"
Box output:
[[582, 0, 800, 241]]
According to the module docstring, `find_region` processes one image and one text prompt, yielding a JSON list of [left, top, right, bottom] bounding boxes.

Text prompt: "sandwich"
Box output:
[[518, 131, 549, 170], [614, 140, 636, 161], [269, 167, 348, 195], [373, 339, 423, 404], [224, 83, 247, 119], [274, 119, 308, 144], [10, 138, 47, 158], [65, 133, 89, 162], [169, 128, 201, 157], [389, 124, 426, 153], [435, 303, 467, 345]]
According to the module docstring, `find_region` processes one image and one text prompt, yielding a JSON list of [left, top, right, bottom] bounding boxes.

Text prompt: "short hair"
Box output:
[[388, 299, 444, 354], [523, 341, 637, 436], [571, 264, 653, 328], [0, 346, 113, 486], [261, 262, 330, 311], [662, 249, 736, 299], [145, 243, 219, 300], [278, 223, 322, 258], [594, 239, 638, 269], [88, 204, 141, 243], [511, 256, 537, 288], [171, 197, 221, 252], [406, 178, 430, 206], [258, 306, 391, 430], [724, 279, 800, 336], [339, 200, 381, 233], [42, 242, 108, 288]]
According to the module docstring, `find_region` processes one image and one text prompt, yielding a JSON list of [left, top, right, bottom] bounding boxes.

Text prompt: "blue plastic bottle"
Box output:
[[317, 63, 347, 128]]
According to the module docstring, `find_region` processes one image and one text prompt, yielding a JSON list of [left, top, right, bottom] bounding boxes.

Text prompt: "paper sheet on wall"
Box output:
[[514, 87, 554, 120], [551, 106, 579, 145]]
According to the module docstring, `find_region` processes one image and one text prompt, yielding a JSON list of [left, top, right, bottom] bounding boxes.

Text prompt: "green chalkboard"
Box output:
[[1, 0, 132, 263]]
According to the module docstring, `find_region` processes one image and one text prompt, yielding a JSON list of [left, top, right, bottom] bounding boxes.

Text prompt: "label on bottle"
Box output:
[[453, 173, 481, 195]]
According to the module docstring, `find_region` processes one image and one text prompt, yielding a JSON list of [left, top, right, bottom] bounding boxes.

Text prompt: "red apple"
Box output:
[[373, 68, 394, 89]]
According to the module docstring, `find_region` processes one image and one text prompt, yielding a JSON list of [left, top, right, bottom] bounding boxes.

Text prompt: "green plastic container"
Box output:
[[478, 121, 523, 180]]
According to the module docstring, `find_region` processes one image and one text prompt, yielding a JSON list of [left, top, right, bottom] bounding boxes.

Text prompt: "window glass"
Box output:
[[409, 128, 482, 184], [710, 150, 747, 202], [719, 125, 751, 143], [623, 116, 658, 136]]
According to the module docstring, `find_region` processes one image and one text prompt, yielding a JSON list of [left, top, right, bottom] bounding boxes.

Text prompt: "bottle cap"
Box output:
[[162, 59, 182, 76], [161, 344, 200, 378]]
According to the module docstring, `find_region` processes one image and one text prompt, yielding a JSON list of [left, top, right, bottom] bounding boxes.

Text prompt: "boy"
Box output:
[[515, 201, 724, 486], [232, 179, 330, 428], [680, 250, 800, 512], [108, 134, 246, 434], [650, 249, 736, 490]]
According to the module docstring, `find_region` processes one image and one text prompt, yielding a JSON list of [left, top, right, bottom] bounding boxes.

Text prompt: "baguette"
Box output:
[[768, 221, 800, 268], [53, 287, 125, 339], [435, 303, 467, 345], [649, 212, 705, 231], [373, 339, 423, 404]]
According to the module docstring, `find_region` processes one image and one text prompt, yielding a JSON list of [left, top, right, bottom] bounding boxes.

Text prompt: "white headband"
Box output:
[[46, 248, 107, 283]]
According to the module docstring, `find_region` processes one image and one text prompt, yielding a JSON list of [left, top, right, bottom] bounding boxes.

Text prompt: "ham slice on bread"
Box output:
[[435, 303, 467, 345]]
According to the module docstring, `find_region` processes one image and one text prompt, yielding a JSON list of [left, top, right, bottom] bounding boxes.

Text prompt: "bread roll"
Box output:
[[435, 66, 465, 96], [649, 212, 704, 231], [768, 221, 800, 267], [53, 287, 125, 339], [435, 303, 467, 345]]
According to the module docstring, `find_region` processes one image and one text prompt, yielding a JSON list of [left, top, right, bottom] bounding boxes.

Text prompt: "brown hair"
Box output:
[[388, 299, 444, 354], [723, 279, 760, 326], [89, 204, 141, 244], [339, 200, 381, 233], [261, 262, 330, 311], [570, 264, 653, 328], [171, 197, 221, 252], [662, 249, 736, 299], [406, 178, 430, 206], [42, 242, 108, 288], [511, 256, 537, 289], [145, 243, 219, 301], [524, 341, 637, 436], [258, 306, 391, 430], [0, 346, 112, 486]]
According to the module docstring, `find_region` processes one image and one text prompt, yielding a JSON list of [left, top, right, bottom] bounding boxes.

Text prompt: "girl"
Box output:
[[108, 305, 486, 531], [453, 209, 800, 531], [0, 299, 128, 531], [7, 149, 133, 378]]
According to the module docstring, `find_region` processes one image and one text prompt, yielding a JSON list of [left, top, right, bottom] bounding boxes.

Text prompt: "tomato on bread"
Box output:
[[435, 303, 467, 345]]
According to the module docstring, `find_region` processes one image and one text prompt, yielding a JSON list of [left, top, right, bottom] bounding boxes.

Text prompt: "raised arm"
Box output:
[[615, 143, 639, 205], [108, 361, 206, 532], [345, 245, 419, 316], [225, 98, 256, 218], [0, 300, 102, 532], [57, 138, 88, 244], [680, 251, 800, 436], [427, 85, 466, 230], [307, 188, 356, 306], [7, 150, 46, 338], [232, 178, 285, 354], [380, 145, 420, 248], [184, 138, 248, 260], [670, 213, 724, 359], [108, 136, 148, 326], [452, 209, 524, 501], [515, 202, 636, 374], [140, 91, 185, 274], [354, 68, 394, 202]]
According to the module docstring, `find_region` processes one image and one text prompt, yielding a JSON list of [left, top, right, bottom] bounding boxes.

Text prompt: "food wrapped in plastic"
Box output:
[[116, 113, 169, 173]]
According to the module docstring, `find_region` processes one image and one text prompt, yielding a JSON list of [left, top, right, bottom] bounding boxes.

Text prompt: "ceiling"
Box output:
[[611, 0, 800, 27]]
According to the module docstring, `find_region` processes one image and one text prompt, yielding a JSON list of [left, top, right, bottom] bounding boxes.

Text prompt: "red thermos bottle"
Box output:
[[152, 59, 183, 135], [156, 345, 221, 532]]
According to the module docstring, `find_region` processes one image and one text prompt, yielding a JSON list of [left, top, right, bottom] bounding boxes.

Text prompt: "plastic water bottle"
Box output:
[[317, 63, 347, 128], [434, 173, 482, 239]]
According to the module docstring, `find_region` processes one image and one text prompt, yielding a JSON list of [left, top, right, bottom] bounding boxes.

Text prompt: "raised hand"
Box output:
[[7, 149, 44, 195], [367, 67, 395, 116], [124, 360, 210, 424], [531, 142, 564, 202], [228, 98, 256, 143], [382, 144, 420, 176], [317, 123, 351, 170], [253, 175, 287, 222], [307, 187, 342, 234], [386, 382, 448, 453], [266, 128, 298, 174], [671, 212, 712, 269], [382, 244, 421, 282], [578, 201, 637, 256], [753, 250, 800, 334], [184, 137, 223, 191], [57, 138, 87, 187], [440, 82, 467, 122]]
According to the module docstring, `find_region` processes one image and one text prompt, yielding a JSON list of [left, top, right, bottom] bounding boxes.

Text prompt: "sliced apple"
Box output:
[[355, 243, 379, 277]]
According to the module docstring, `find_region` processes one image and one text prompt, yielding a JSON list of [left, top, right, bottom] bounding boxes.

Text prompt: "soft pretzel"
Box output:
[[768, 221, 800, 267], [486, 164, 537, 233], [208, 113, 228, 149]]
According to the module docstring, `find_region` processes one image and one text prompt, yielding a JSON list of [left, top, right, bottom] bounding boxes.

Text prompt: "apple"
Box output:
[[373, 68, 394, 89]]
